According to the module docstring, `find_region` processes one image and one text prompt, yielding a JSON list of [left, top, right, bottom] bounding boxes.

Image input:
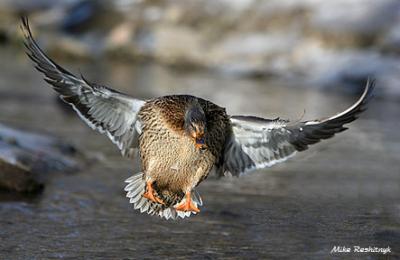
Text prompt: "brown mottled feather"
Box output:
[[138, 95, 230, 207]]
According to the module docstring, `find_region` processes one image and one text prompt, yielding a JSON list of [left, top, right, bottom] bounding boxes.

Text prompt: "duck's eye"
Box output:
[[196, 137, 205, 145]]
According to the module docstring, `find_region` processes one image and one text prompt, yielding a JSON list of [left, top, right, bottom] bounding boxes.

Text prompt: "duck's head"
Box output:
[[184, 102, 207, 151]]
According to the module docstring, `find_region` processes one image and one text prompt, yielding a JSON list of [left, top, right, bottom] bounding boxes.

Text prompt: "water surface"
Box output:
[[0, 48, 399, 259]]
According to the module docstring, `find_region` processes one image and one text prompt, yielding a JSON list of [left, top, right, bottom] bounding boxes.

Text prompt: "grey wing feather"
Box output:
[[222, 79, 375, 176], [21, 17, 145, 156]]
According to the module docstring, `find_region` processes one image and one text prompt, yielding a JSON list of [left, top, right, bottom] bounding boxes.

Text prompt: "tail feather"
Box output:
[[124, 173, 202, 220]]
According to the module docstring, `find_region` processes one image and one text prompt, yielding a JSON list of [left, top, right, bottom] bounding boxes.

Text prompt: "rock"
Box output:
[[48, 34, 94, 60], [0, 152, 41, 193], [0, 123, 80, 193], [309, 0, 399, 38], [61, 1, 122, 35], [289, 41, 400, 90], [379, 16, 400, 54], [0, 0, 75, 13], [151, 25, 205, 67], [61, 0, 100, 33], [104, 21, 138, 59], [209, 32, 299, 77]]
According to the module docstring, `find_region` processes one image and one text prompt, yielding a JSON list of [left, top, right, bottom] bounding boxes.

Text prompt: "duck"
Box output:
[[21, 17, 374, 219]]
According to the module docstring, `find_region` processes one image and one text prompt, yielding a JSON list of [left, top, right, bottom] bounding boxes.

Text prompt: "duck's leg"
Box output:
[[175, 191, 200, 213], [143, 181, 165, 204]]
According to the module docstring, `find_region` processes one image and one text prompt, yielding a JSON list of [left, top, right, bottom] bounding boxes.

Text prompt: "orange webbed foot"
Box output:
[[143, 181, 165, 205], [175, 192, 200, 213]]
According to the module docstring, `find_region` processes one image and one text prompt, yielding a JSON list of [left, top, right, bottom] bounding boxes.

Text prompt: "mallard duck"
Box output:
[[21, 18, 374, 219]]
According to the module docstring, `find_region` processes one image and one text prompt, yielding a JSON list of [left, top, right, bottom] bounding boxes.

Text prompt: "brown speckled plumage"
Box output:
[[22, 16, 374, 220], [138, 95, 230, 207]]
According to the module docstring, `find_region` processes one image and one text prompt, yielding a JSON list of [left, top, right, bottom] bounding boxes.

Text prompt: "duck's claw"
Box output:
[[175, 191, 200, 213], [143, 181, 165, 205]]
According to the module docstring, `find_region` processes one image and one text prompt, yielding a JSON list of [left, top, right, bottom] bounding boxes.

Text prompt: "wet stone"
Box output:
[[0, 123, 81, 193]]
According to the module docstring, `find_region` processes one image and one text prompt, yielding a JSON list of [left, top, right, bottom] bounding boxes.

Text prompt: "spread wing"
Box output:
[[21, 17, 145, 157], [222, 80, 374, 176]]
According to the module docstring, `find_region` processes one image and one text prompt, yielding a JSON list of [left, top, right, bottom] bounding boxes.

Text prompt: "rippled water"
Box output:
[[0, 47, 399, 259]]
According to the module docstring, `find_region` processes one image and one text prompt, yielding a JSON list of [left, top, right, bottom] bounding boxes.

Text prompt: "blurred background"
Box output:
[[0, 0, 399, 259]]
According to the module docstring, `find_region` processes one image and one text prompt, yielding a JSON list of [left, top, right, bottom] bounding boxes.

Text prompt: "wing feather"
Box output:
[[222, 80, 374, 176], [21, 17, 145, 157]]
